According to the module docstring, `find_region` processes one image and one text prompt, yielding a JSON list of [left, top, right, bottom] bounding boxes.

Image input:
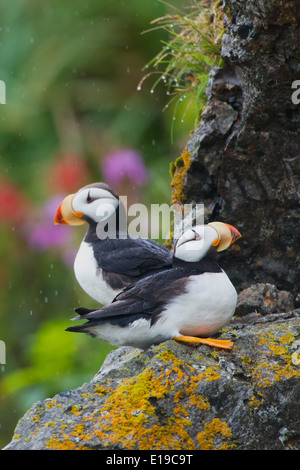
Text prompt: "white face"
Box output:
[[174, 225, 219, 262], [72, 187, 119, 223]]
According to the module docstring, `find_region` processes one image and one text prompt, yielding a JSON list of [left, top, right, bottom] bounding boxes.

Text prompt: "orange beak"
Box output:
[[55, 201, 68, 225], [208, 221, 242, 252], [54, 194, 85, 226], [225, 223, 242, 246]]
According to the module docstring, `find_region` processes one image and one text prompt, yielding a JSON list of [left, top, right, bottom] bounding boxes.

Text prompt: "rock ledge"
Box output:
[[4, 310, 300, 450]]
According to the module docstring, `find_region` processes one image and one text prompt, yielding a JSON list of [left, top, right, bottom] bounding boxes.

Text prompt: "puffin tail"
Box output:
[[74, 307, 97, 316], [69, 306, 98, 321], [66, 306, 99, 334], [65, 323, 90, 334]]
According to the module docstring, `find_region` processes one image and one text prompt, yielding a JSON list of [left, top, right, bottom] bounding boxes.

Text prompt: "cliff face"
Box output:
[[4, 302, 300, 451], [170, 0, 300, 297]]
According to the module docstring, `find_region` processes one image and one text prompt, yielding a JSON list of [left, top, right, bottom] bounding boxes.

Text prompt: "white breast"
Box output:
[[74, 240, 120, 305], [154, 270, 237, 339]]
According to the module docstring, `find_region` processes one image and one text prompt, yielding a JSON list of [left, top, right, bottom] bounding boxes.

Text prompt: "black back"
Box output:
[[84, 222, 172, 288], [69, 258, 222, 328]]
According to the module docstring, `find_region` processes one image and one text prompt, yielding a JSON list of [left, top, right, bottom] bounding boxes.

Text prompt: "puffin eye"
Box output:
[[86, 191, 94, 204], [192, 230, 201, 240]]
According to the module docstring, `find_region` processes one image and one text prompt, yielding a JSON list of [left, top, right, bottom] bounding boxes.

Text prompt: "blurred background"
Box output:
[[0, 0, 201, 447]]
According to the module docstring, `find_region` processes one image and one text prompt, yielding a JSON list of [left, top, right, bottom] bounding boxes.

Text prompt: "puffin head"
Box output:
[[174, 222, 241, 263], [54, 183, 120, 226]]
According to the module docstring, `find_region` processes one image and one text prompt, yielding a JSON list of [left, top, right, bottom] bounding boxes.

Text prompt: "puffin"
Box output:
[[66, 222, 241, 350], [54, 183, 172, 305]]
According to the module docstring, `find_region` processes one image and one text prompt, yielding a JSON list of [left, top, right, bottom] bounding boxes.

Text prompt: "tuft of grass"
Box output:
[[139, 0, 224, 132]]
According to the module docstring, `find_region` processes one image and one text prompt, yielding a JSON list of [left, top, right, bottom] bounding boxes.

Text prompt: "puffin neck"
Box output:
[[84, 207, 124, 244], [172, 253, 222, 274]]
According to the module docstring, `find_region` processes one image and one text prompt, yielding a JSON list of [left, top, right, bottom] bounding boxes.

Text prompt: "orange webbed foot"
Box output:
[[173, 335, 233, 351]]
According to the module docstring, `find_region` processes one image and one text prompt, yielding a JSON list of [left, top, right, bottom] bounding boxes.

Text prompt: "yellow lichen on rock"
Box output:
[[47, 346, 225, 451], [245, 327, 300, 389], [197, 418, 233, 450], [46, 435, 78, 450], [170, 148, 191, 204], [5, 317, 300, 451]]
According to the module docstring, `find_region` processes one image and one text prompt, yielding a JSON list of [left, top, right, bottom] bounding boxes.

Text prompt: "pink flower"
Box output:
[[0, 178, 30, 225], [27, 195, 72, 251], [101, 149, 149, 186]]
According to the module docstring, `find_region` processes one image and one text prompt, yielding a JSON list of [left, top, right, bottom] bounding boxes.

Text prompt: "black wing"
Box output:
[[67, 267, 190, 330], [92, 236, 172, 277]]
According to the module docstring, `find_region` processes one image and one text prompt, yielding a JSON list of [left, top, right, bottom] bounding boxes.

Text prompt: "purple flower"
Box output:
[[28, 224, 72, 251], [27, 195, 72, 251], [101, 149, 149, 186]]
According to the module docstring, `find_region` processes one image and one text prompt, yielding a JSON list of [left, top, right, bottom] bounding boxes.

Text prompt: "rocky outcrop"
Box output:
[[170, 0, 300, 297], [4, 296, 300, 450], [236, 283, 295, 316]]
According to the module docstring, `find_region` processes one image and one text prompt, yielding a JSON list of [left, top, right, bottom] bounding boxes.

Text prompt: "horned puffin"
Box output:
[[54, 183, 172, 305], [66, 222, 241, 350]]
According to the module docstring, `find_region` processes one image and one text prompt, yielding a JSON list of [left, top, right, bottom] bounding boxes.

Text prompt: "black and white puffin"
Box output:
[[66, 222, 241, 350], [54, 183, 172, 305]]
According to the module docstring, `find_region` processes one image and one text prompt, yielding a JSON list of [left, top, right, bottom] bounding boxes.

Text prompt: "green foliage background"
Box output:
[[0, 0, 201, 447]]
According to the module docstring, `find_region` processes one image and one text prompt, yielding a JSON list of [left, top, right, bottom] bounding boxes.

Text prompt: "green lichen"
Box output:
[[174, 156, 185, 168], [169, 161, 176, 177]]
